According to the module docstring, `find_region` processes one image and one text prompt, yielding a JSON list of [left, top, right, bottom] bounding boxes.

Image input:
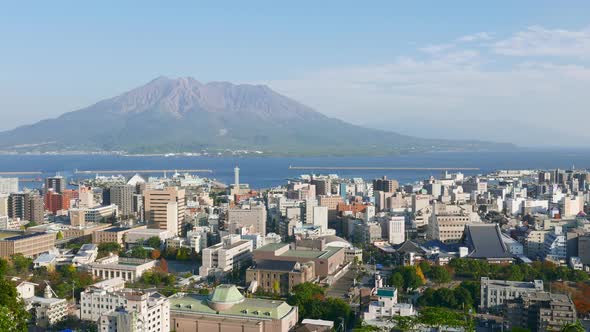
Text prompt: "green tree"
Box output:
[[129, 246, 148, 259], [11, 254, 32, 274], [146, 236, 162, 249], [97, 242, 121, 257], [428, 266, 452, 284], [0, 305, 20, 332], [391, 272, 404, 291], [0, 279, 29, 331], [561, 321, 585, 332]]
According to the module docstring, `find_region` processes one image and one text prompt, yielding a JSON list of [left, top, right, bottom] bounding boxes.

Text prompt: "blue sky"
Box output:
[[1, 1, 590, 145]]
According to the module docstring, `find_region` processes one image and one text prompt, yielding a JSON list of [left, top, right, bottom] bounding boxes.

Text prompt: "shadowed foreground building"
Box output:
[[170, 284, 298, 332]]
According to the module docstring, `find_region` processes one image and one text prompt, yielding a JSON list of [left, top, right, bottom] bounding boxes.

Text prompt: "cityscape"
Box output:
[[0, 166, 588, 331], [2, 2, 590, 332]]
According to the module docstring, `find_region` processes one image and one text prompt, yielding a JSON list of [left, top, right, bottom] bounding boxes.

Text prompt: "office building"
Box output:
[[144, 187, 185, 236], [0, 232, 55, 258], [199, 234, 253, 278], [227, 204, 267, 235], [246, 260, 315, 295], [169, 284, 298, 332], [77, 186, 95, 208], [387, 216, 405, 245], [92, 226, 144, 245], [253, 243, 344, 278], [480, 277, 544, 312]]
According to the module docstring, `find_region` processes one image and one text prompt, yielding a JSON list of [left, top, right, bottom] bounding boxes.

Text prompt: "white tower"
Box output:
[[234, 166, 240, 189]]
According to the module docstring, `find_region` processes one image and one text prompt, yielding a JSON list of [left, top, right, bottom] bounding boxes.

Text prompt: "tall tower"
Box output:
[[234, 166, 240, 189]]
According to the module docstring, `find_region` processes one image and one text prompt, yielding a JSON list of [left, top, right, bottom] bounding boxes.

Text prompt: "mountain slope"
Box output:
[[0, 76, 513, 155]]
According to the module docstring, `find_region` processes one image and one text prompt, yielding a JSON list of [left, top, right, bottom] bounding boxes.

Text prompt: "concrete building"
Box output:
[[387, 216, 405, 245], [0, 232, 55, 258], [110, 184, 135, 216], [525, 229, 548, 260], [504, 291, 577, 332], [544, 226, 567, 263], [8, 191, 44, 223], [480, 277, 544, 312], [92, 226, 144, 246], [81, 278, 170, 332], [363, 287, 415, 322], [317, 195, 343, 220], [246, 260, 315, 295], [0, 177, 18, 194], [199, 234, 253, 278], [28, 285, 68, 328], [89, 255, 158, 281], [124, 228, 172, 247], [428, 211, 475, 243], [77, 185, 95, 208], [311, 206, 328, 232], [169, 284, 298, 332], [144, 187, 185, 236], [45, 176, 66, 194], [373, 177, 399, 193], [253, 243, 344, 278], [227, 204, 267, 235]]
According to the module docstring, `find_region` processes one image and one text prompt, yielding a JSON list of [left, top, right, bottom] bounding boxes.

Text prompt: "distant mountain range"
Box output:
[[0, 76, 514, 155]]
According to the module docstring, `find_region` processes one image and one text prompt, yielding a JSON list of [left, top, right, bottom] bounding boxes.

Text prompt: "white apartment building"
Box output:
[[544, 226, 567, 263], [81, 278, 170, 332], [0, 177, 18, 194], [199, 234, 253, 278], [187, 226, 210, 253]]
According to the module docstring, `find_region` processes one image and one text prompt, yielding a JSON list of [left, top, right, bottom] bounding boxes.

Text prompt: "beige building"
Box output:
[[253, 243, 344, 278], [428, 211, 478, 243], [170, 284, 298, 332], [227, 204, 267, 235], [246, 260, 315, 295], [144, 187, 185, 236], [318, 195, 343, 220], [0, 232, 55, 258], [92, 226, 146, 245], [199, 234, 253, 278]]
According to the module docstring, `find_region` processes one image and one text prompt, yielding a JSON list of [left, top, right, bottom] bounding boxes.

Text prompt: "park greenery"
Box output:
[[287, 282, 353, 326]]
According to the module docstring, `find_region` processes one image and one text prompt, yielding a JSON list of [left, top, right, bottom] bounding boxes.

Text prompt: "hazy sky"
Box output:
[[1, 1, 590, 146]]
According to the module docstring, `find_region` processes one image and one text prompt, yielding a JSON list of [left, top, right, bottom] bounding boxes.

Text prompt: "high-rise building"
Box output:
[[227, 204, 267, 235], [8, 191, 44, 223], [312, 178, 331, 196], [373, 176, 399, 193], [44, 189, 76, 215], [0, 178, 18, 194], [110, 185, 134, 216], [144, 187, 185, 236], [45, 176, 66, 194], [77, 186, 95, 208]]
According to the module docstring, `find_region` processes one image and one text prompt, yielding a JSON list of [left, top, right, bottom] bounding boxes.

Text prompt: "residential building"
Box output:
[[0, 177, 18, 194], [0, 232, 55, 258], [144, 187, 186, 236], [504, 291, 577, 332], [81, 278, 170, 332], [8, 191, 44, 223], [169, 284, 298, 332], [246, 260, 315, 295], [525, 229, 548, 260], [45, 176, 66, 194], [363, 287, 415, 322], [28, 286, 68, 328], [543, 226, 567, 263], [110, 184, 135, 216], [480, 277, 544, 312], [199, 234, 253, 278], [373, 177, 399, 193]]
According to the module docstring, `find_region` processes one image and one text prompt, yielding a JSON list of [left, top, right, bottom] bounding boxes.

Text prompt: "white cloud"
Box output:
[[493, 25, 590, 56], [456, 32, 493, 43], [419, 43, 455, 54], [266, 27, 590, 146]]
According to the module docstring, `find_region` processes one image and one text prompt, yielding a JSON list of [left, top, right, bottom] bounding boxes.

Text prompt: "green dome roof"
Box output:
[[208, 284, 245, 304]]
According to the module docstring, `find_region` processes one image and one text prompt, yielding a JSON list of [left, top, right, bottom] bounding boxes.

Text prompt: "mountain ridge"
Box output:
[[0, 76, 515, 155]]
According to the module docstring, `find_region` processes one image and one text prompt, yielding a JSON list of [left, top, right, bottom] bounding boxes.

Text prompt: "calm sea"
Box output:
[[1, 150, 589, 190]]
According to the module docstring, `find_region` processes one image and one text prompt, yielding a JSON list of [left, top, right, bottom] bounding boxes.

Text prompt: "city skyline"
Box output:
[[2, 1, 590, 146]]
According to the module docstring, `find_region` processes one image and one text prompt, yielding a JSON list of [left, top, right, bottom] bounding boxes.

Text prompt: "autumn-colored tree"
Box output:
[[159, 258, 168, 273], [150, 249, 161, 260], [415, 265, 427, 284], [572, 283, 590, 316]]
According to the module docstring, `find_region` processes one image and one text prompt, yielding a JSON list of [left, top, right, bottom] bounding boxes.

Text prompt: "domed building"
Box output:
[[170, 284, 298, 332]]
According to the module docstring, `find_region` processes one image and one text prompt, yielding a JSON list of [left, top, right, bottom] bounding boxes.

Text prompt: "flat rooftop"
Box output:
[[103, 227, 131, 233], [3, 232, 51, 241]]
